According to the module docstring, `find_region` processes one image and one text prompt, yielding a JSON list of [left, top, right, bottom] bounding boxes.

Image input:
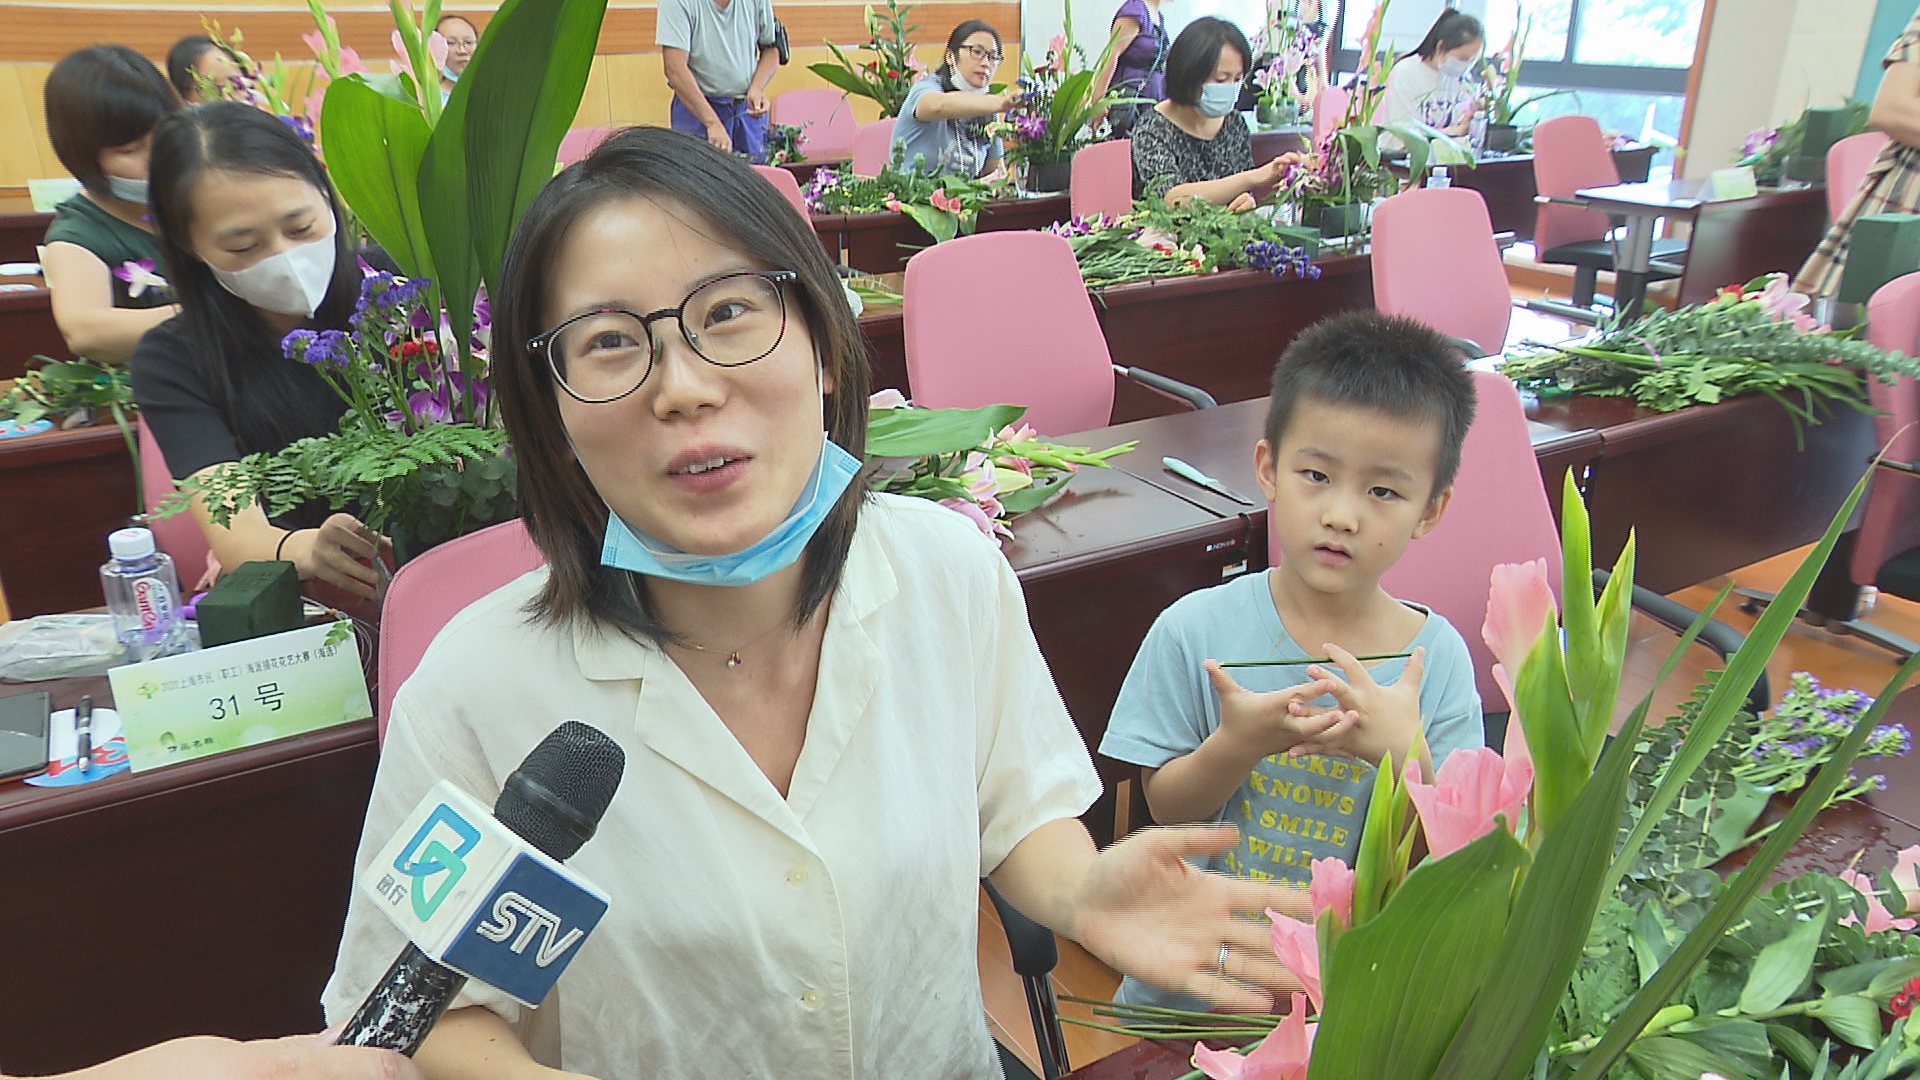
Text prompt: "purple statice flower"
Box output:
[[276, 112, 316, 144], [282, 327, 318, 362], [287, 328, 350, 368], [1243, 241, 1321, 280], [1867, 723, 1913, 759]]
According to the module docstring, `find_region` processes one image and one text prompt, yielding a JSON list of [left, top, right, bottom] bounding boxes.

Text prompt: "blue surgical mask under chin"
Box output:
[[600, 434, 863, 587], [1196, 81, 1241, 119], [1439, 55, 1473, 79], [440, 65, 460, 83], [106, 175, 149, 206]]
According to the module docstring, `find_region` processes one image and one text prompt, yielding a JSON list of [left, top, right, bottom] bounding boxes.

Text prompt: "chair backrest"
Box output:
[[376, 517, 544, 739], [1851, 271, 1920, 586], [1070, 139, 1133, 222], [1311, 84, 1349, 151], [751, 164, 810, 218], [1371, 187, 1513, 357], [137, 420, 211, 580], [902, 231, 1114, 436], [1531, 114, 1619, 253], [1827, 131, 1893, 222], [771, 88, 859, 160], [853, 118, 897, 177], [557, 127, 615, 167], [1266, 372, 1565, 709]]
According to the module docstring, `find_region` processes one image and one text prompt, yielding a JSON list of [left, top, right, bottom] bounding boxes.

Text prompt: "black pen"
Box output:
[[75, 695, 93, 774]]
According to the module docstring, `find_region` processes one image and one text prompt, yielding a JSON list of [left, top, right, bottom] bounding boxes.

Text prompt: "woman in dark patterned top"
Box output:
[[1130, 17, 1299, 211]]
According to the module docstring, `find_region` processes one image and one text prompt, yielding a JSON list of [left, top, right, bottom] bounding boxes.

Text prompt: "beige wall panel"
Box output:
[[0, 63, 39, 187]]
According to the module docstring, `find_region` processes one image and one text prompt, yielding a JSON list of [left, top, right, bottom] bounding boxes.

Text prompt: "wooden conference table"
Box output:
[[1421, 145, 1658, 241], [1060, 683, 1920, 1080], [813, 193, 1073, 274]]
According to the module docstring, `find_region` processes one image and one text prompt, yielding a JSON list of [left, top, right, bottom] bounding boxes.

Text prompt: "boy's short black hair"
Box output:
[[1264, 311, 1478, 496], [1164, 17, 1250, 107], [45, 45, 179, 197]]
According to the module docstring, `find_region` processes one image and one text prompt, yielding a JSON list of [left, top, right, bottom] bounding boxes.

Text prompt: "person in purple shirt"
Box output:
[[1090, 0, 1167, 135]]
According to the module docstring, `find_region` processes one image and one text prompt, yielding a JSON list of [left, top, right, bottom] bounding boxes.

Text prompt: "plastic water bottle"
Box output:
[[1427, 167, 1451, 189], [100, 527, 191, 662]]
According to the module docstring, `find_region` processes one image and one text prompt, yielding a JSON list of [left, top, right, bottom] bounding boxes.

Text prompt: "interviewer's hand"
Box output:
[[56, 1033, 422, 1080], [1070, 825, 1310, 1012], [287, 513, 392, 601]]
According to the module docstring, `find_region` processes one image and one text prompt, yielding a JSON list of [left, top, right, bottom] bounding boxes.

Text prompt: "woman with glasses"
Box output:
[[1131, 17, 1300, 211], [130, 102, 389, 601], [891, 20, 1019, 177], [436, 14, 480, 99], [322, 126, 1307, 1079]]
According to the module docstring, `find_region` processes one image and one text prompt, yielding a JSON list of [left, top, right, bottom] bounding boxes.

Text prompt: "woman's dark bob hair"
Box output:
[[492, 126, 870, 643], [1408, 9, 1484, 61], [935, 19, 1002, 90], [45, 45, 180, 197], [1163, 17, 1250, 107]]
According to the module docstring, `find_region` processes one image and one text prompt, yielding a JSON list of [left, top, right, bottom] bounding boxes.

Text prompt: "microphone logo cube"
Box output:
[[363, 781, 611, 1007]]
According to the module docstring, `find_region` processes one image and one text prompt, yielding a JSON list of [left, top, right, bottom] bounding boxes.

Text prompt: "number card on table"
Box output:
[[109, 620, 372, 772]]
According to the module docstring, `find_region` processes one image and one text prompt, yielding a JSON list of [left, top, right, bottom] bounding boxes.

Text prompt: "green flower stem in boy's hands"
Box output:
[[1222, 652, 1414, 668], [1290, 645, 1431, 773]]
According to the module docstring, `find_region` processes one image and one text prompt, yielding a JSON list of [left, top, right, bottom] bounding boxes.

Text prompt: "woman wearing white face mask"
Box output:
[[131, 102, 390, 603], [890, 21, 1019, 177], [1379, 9, 1484, 139], [40, 46, 183, 365], [1131, 17, 1301, 212]]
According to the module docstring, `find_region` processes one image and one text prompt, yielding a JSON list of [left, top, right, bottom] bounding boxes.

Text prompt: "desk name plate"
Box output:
[[107, 620, 373, 772]]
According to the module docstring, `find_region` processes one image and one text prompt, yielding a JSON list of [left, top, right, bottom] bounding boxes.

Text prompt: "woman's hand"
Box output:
[[995, 86, 1023, 113], [1227, 192, 1258, 213], [286, 514, 392, 601], [1258, 152, 1303, 185], [1069, 825, 1312, 1012], [57, 1033, 421, 1080]]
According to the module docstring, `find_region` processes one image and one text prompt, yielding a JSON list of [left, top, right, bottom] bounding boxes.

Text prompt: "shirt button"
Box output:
[[786, 867, 808, 886], [799, 988, 823, 1009]]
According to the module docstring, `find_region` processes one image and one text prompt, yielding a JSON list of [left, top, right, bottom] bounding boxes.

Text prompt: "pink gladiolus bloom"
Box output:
[[869, 388, 909, 409], [1839, 869, 1917, 933], [1483, 559, 1556, 677], [1266, 910, 1322, 1011], [1403, 748, 1533, 858], [1308, 857, 1353, 927], [1892, 845, 1920, 915], [1754, 273, 1822, 331], [938, 496, 1000, 539], [302, 30, 328, 60], [1192, 992, 1316, 1080]]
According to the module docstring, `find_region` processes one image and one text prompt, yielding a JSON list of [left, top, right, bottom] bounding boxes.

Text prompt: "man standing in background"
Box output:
[[657, 0, 780, 161]]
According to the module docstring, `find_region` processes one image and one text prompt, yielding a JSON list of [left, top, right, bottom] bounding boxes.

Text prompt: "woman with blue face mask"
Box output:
[[1131, 17, 1303, 211], [321, 125, 1313, 1080], [40, 45, 183, 365], [133, 102, 390, 603], [1379, 9, 1484, 139]]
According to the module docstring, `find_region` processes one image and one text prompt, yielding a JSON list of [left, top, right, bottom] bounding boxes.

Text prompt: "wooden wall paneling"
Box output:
[[575, 54, 614, 129], [0, 63, 38, 189], [16, 64, 57, 182], [604, 52, 651, 127]]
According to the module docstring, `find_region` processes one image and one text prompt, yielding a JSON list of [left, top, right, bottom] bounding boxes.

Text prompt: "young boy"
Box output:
[[1099, 311, 1485, 1009]]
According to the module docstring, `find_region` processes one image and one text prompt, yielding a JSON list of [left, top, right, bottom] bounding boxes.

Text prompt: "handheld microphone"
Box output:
[[337, 721, 626, 1054]]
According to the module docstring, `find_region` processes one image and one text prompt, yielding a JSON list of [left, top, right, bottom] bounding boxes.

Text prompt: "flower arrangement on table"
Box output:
[[1499, 273, 1920, 419], [152, 0, 605, 561], [1065, 467, 1920, 1080], [865, 391, 1134, 540], [0, 358, 143, 509], [1736, 103, 1870, 187], [1471, 3, 1571, 145], [802, 158, 1009, 242], [1046, 197, 1324, 288], [995, 22, 1137, 191], [808, 0, 925, 119], [766, 122, 808, 166], [1250, 22, 1320, 129]]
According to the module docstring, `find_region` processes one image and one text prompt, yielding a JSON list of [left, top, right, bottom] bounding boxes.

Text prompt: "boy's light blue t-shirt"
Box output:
[[1098, 570, 1483, 1008]]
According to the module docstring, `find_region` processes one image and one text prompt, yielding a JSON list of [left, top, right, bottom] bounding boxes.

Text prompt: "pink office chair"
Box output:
[[1371, 187, 1514, 358], [1310, 84, 1349, 151], [752, 164, 810, 218], [1532, 114, 1685, 311], [1275, 371, 1758, 732], [901, 231, 1213, 436], [771, 89, 859, 161], [557, 126, 615, 167], [1070, 139, 1133, 221], [1827, 131, 1893, 222], [852, 118, 897, 177], [376, 517, 544, 739], [137, 420, 211, 583]]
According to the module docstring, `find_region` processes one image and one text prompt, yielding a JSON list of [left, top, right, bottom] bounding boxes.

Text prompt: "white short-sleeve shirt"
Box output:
[[322, 494, 1102, 1080]]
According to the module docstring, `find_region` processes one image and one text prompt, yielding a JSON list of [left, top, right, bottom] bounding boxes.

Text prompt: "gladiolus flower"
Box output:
[[1192, 992, 1315, 1079], [1754, 273, 1821, 331], [1403, 748, 1533, 858], [939, 496, 1003, 540], [1838, 869, 1917, 933], [1892, 845, 1920, 915], [1266, 910, 1321, 1012], [1308, 857, 1353, 928], [1483, 559, 1556, 691]]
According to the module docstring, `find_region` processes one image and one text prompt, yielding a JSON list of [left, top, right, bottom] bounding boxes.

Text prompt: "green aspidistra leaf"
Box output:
[[321, 76, 436, 280], [865, 404, 1027, 457]]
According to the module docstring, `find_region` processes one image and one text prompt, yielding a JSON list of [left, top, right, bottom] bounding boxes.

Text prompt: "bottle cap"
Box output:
[[108, 527, 156, 561]]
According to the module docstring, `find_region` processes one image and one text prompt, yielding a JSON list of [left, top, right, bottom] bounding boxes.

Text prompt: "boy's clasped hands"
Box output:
[[1204, 645, 1429, 769]]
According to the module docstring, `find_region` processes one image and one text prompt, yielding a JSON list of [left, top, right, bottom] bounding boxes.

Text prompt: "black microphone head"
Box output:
[[495, 721, 625, 862]]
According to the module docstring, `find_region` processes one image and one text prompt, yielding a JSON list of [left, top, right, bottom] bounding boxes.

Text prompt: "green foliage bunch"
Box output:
[[808, 0, 923, 119]]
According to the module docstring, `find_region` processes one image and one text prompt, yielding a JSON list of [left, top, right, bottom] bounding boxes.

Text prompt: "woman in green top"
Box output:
[[41, 45, 182, 364]]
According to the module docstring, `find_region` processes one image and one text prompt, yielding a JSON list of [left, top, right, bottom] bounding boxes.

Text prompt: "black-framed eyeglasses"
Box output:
[[529, 270, 799, 403], [958, 44, 1002, 64]]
